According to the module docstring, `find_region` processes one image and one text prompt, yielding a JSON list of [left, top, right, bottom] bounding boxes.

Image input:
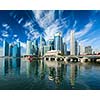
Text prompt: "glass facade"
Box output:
[[12, 42, 21, 57], [26, 40, 32, 55], [3, 40, 9, 56], [32, 39, 38, 56], [54, 32, 62, 51]]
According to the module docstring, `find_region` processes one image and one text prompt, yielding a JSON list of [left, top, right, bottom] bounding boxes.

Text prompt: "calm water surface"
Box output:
[[0, 58, 100, 90]]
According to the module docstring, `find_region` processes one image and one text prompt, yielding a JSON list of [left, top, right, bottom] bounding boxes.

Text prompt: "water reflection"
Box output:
[[70, 64, 78, 88], [26, 60, 46, 80], [45, 61, 67, 85], [3, 58, 20, 76], [2, 59, 100, 89]]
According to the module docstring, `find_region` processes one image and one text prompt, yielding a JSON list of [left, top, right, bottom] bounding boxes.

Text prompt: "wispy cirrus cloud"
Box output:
[[33, 10, 71, 41], [18, 18, 23, 24], [1, 30, 9, 37], [75, 21, 94, 39]]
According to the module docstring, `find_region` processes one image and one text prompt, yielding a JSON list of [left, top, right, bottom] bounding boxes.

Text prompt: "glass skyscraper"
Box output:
[[54, 32, 62, 51], [3, 40, 9, 57], [26, 40, 32, 55], [12, 42, 21, 57], [70, 30, 75, 55], [32, 39, 38, 56]]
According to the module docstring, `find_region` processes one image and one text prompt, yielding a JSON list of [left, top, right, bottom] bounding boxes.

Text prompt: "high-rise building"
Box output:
[[3, 40, 9, 57], [12, 42, 21, 57], [39, 35, 46, 56], [63, 42, 67, 55], [48, 39, 54, 50], [9, 44, 13, 56], [26, 40, 32, 55], [79, 44, 85, 55], [32, 39, 38, 56], [70, 30, 75, 55], [43, 45, 51, 55], [54, 32, 62, 52], [75, 40, 78, 56], [85, 46, 92, 55]]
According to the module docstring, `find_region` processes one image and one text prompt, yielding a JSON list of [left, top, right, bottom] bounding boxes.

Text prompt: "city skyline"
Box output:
[[0, 10, 100, 55]]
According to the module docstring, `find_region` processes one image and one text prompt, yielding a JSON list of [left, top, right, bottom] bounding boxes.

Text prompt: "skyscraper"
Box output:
[[9, 44, 13, 56], [63, 42, 67, 55], [12, 42, 21, 57], [85, 46, 92, 55], [54, 32, 62, 52], [39, 35, 46, 56], [70, 30, 75, 55], [48, 39, 54, 50], [3, 40, 9, 57], [75, 40, 78, 56], [26, 40, 32, 55], [79, 44, 85, 55], [32, 39, 38, 56]]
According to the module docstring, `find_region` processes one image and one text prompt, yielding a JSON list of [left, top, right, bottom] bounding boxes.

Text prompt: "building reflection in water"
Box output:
[[39, 60, 46, 80], [2, 58, 20, 76], [3, 58, 9, 75], [26, 60, 46, 80], [70, 63, 79, 88], [45, 61, 67, 85]]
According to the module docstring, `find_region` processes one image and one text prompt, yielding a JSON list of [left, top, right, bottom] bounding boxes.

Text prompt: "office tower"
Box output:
[[26, 40, 32, 55], [43, 45, 51, 55], [63, 42, 67, 55], [70, 30, 75, 55], [48, 39, 54, 50], [75, 40, 78, 56], [12, 42, 21, 57], [85, 46, 92, 55], [9, 44, 13, 56], [32, 39, 38, 56], [3, 40, 9, 57], [16, 42, 21, 57], [54, 32, 62, 52], [39, 35, 46, 56], [79, 44, 84, 55]]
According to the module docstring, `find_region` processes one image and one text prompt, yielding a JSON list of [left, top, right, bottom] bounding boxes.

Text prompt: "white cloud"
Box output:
[[75, 21, 94, 39], [13, 34, 18, 38], [18, 18, 23, 24], [33, 10, 55, 29], [2, 23, 10, 30], [2, 31, 9, 37]]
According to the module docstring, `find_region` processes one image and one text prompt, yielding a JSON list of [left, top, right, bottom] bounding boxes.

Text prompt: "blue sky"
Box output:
[[0, 10, 100, 54]]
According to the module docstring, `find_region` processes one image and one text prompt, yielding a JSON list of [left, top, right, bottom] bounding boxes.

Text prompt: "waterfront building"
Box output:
[[3, 40, 9, 57], [54, 32, 62, 52], [70, 30, 75, 55], [26, 40, 33, 55], [39, 35, 46, 56], [32, 39, 38, 56], [9, 44, 13, 56], [79, 44, 85, 55], [43, 45, 51, 55], [44, 50, 62, 56], [63, 42, 67, 55], [12, 42, 21, 57], [75, 41, 77, 55], [85, 46, 92, 55], [48, 39, 54, 50]]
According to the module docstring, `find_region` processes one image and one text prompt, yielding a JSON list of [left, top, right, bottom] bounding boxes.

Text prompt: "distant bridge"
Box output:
[[43, 55, 100, 62]]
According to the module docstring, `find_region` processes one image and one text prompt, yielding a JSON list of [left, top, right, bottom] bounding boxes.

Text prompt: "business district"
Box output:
[[3, 30, 99, 62]]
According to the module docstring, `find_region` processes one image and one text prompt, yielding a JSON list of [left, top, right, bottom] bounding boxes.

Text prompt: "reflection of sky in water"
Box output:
[[0, 58, 100, 89]]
